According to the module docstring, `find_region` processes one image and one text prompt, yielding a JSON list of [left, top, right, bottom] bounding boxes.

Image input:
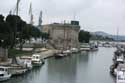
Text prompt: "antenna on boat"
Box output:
[[117, 28, 119, 41], [73, 12, 76, 21]]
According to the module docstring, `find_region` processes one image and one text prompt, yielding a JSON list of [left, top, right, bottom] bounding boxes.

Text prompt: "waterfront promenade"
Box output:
[[36, 49, 59, 59]]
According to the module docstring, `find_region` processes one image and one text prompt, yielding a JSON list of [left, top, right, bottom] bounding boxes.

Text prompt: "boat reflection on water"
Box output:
[[47, 56, 77, 83]]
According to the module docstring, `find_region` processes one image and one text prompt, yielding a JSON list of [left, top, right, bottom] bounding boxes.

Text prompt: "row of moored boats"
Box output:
[[0, 54, 45, 82], [54, 45, 98, 59], [0, 44, 99, 82], [110, 46, 125, 83]]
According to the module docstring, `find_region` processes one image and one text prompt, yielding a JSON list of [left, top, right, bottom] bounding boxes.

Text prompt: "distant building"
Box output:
[[42, 21, 80, 49]]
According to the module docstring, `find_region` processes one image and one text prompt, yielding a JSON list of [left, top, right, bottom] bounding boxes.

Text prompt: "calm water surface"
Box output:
[[3, 47, 116, 83]]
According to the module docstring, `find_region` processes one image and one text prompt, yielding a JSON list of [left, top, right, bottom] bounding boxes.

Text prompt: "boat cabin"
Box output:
[[0, 67, 9, 73], [32, 54, 41, 62]]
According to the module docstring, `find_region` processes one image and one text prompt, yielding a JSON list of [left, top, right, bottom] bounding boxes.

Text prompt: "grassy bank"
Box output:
[[8, 49, 33, 57]]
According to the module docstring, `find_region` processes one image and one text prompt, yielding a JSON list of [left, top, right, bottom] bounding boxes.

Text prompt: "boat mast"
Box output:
[[73, 12, 76, 21], [16, 0, 21, 15], [38, 11, 43, 31], [117, 28, 119, 41], [38, 11, 42, 27], [29, 2, 34, 25], [63, 20, 66, 50], [116, 28, 119, 46]]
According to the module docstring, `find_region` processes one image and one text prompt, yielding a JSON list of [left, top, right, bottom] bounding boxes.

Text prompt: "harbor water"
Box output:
[[3, 47, 116, 83]]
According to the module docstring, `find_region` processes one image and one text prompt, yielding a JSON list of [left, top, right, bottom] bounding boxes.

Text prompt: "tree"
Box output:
[[0, 15, 12, 48], [17, 19, 27, 50], [0, 14, 13, 61], [0, 14, 41, 50], [17, 24, 41, 50], [41, 32, 49, 40], [0, 15, 4, 22], [31, 25, 41, 40], [6, 15, 21, 48], [78, 30, 91, 43]]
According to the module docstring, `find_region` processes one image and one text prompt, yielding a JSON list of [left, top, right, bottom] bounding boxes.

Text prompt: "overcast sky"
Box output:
[[0, 0, 125, 35]]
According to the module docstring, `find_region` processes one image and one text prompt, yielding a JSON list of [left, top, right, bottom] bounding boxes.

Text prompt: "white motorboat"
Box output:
[[23, 60, 32, 70], [116, 64, 125, 83], [116, 55, 124, 63], [110, 56, 124, 76], [80, 43, 91, 51], [32, 54, 45, 66], [63, 50, 71, 54], [62, 50, 72, 56], [117, 71, 125, 83], [90, 45, 98, 51], [71, 48, 79, 53], [20, 56, 33, 70], [103, 43, 112, 47], [0, 66, 11, 82], [54, 53, 65, 59], [8, 65, 28, 76]]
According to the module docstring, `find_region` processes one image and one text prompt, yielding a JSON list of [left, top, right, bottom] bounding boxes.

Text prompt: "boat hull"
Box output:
[[0, 74, 11, 82], [54, 53, 67, 59], [32, 60, 45, 67], [8, 67, 27, 76], [54, 55, 64, 59]]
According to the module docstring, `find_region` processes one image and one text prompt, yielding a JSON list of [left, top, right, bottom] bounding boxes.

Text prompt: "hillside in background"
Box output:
[[90, 31, 125, 41]]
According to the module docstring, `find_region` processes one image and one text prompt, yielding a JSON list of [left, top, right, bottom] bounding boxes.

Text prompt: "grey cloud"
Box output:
[[0, 0, 125, 35]]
